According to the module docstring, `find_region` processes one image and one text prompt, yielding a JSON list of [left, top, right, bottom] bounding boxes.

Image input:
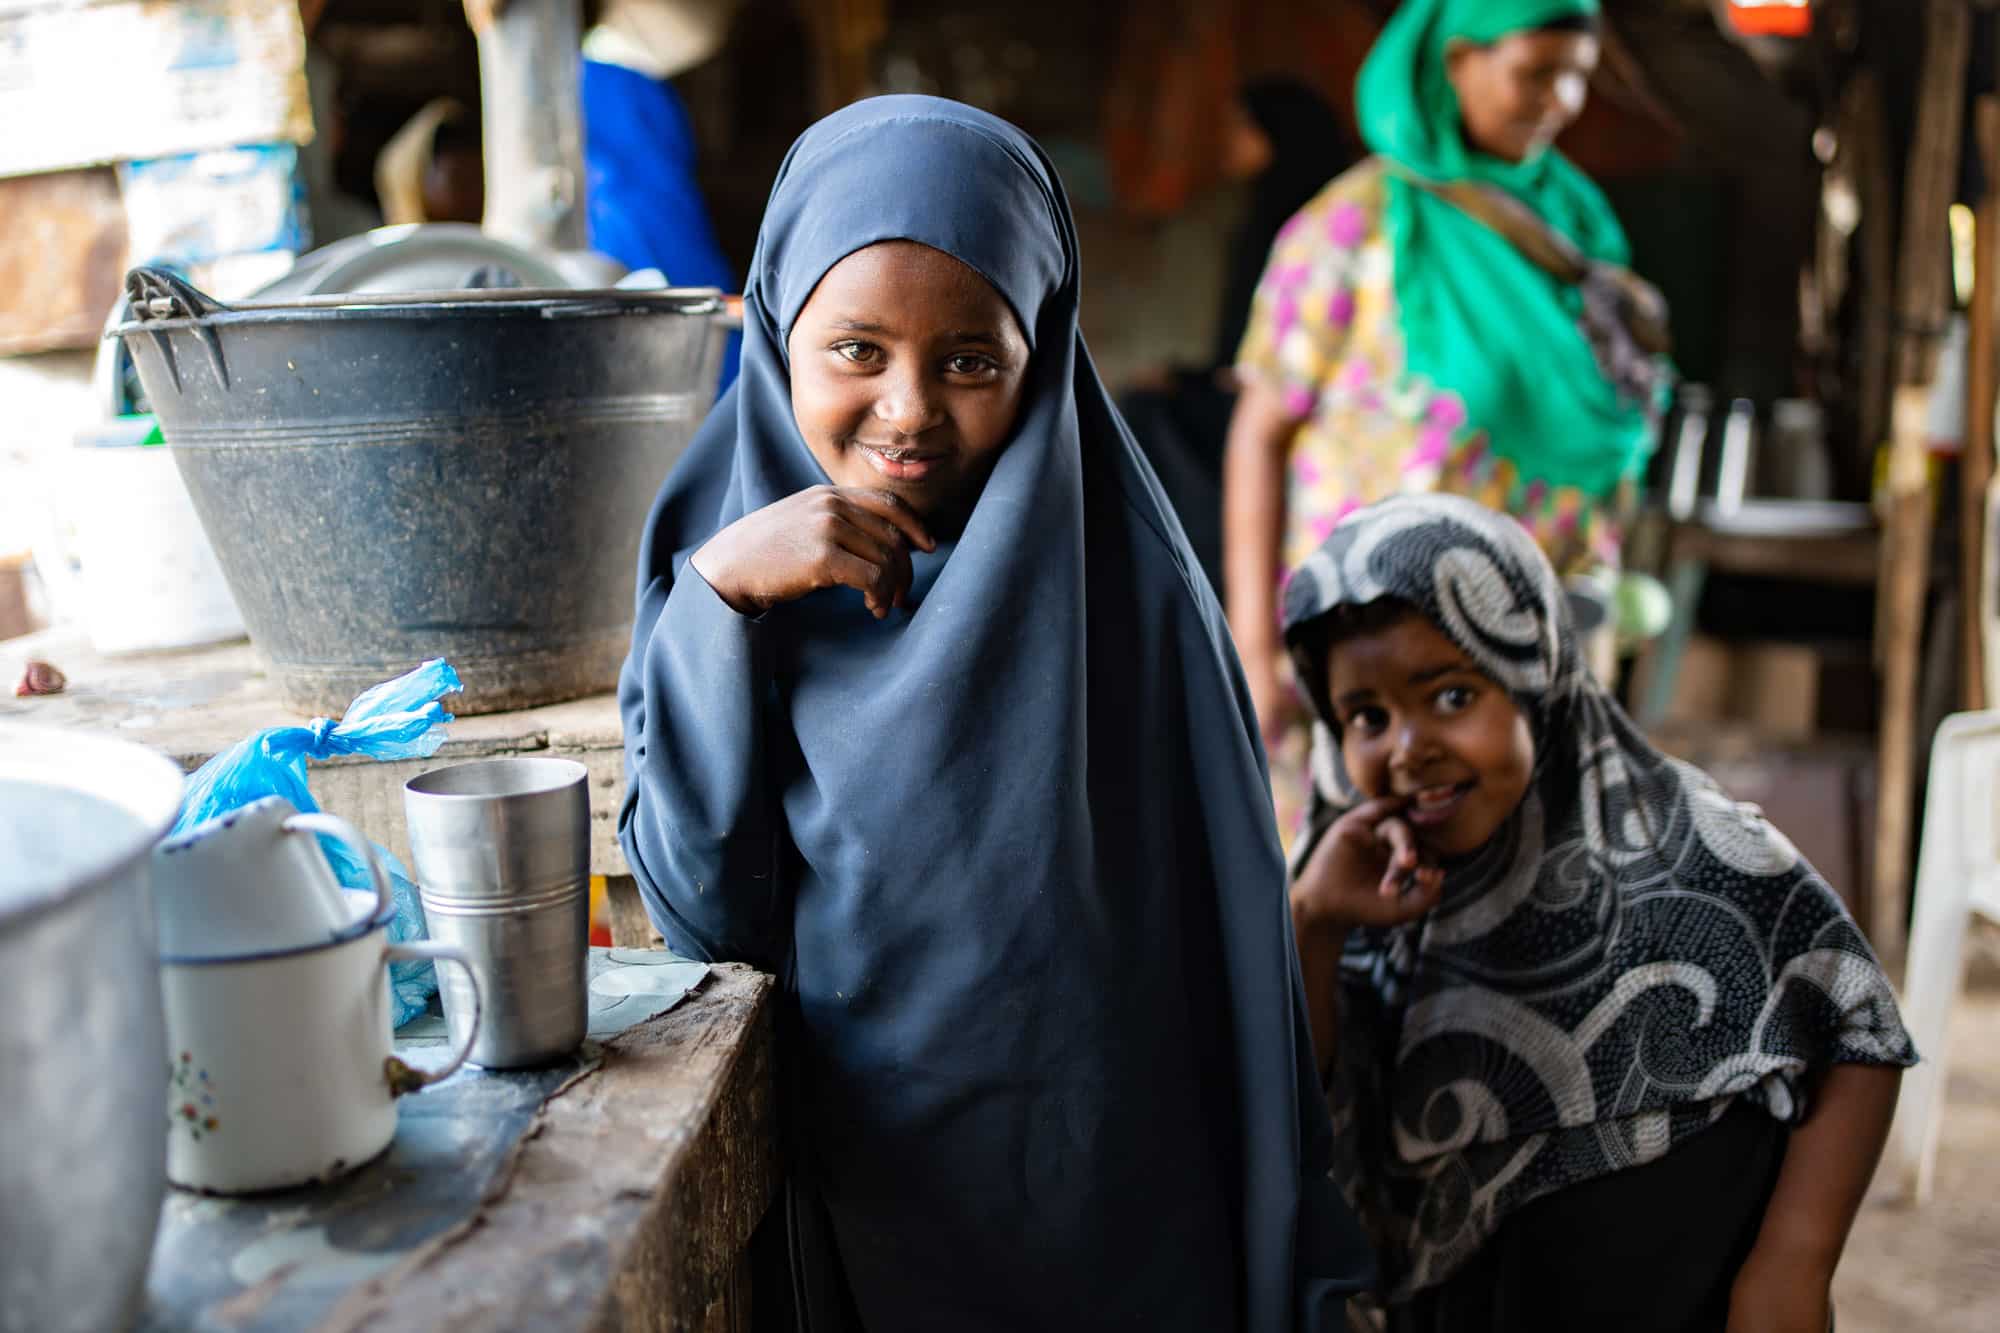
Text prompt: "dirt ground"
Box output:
[[1833, 982, 2000, 1332]]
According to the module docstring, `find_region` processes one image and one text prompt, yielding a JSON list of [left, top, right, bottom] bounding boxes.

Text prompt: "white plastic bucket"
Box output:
[[62, 428, 243, 654]]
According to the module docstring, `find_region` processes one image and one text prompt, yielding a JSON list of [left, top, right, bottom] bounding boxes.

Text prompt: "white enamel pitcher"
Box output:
[[152, 799, 482, 1194]]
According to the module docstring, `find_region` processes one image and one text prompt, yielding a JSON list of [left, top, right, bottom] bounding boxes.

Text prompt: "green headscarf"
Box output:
[[1356, 0, 1653, 497]]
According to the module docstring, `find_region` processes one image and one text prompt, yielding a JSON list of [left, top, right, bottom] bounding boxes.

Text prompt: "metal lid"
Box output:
[[112, 267, 723, 338]]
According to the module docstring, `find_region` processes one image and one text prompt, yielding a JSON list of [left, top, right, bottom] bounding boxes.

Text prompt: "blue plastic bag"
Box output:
[[172, 660, 461, 1027]]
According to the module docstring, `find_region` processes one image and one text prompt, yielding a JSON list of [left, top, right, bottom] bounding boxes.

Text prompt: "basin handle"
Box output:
[[121, 267, 230, 394], [124, 266, 224, 323]]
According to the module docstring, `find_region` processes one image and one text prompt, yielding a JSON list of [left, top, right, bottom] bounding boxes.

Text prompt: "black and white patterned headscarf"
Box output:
[[1281, 494, 1915, 1299]]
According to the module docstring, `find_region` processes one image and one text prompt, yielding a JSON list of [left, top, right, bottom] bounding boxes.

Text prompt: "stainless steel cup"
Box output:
[[403, 758, 590, 1068]]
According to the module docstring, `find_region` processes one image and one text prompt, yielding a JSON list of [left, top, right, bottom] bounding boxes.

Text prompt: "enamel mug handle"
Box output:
[[381, 941, 481, 1095], [283, 811, 394, 924]]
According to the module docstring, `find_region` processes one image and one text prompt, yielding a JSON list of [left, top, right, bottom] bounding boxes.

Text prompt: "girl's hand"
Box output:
[[1725, 1245, 1834, 1333], [1291, 796, 1444, 934], [691, 486, 936, 619]]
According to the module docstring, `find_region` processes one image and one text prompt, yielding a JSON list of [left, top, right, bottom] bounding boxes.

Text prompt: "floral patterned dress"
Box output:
[[1235, 158, 1629, 842]]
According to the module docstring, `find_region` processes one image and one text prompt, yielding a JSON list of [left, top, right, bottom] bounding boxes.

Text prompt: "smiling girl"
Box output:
[[617, 97, 1369, 1331], [1281, 495, 1914, 1333]]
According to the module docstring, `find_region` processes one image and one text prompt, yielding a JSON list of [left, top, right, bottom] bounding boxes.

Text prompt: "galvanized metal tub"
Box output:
[[113, 267, 727, 716]]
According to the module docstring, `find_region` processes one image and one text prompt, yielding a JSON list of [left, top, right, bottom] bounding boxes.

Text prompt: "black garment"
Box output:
[[1120, 370, 1238, 592], [1390, 1103, 1787, 1333]]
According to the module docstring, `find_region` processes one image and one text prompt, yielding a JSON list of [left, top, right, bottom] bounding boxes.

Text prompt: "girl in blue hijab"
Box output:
[[618, 96, 1371, 1330]]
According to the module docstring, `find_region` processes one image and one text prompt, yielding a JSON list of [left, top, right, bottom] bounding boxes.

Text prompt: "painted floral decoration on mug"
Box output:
[[168, 1050, 221, 1140]]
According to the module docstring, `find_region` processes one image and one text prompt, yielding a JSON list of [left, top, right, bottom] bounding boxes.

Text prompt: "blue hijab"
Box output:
[[618, 96, 1369, 1330]]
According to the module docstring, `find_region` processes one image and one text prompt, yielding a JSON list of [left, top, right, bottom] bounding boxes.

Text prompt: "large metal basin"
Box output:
[[0, 723, 186, 1333], [113, 266, 727, 716]]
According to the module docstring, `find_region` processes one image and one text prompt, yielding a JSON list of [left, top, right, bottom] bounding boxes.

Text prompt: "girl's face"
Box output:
[[787, 241, 1031, 529], [1325, 610, 1534, 857], [1445, 29, 1598, 164]]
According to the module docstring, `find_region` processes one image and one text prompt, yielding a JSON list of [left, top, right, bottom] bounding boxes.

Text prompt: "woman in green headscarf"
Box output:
[[1222, 0, 1668, 847]]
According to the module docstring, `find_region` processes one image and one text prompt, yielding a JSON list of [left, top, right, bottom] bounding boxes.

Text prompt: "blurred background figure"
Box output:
[[1118, 78, 1358, 593], [581, 0, 739, 294], [1223, 0, 1669, 845], [584, 0, 743, 387]]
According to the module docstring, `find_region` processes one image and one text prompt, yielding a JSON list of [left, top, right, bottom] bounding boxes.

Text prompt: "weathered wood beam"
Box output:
[[1962, 95, 2000, 713], [793, 0, 886, 117], [1878, 390, 1939, 961], [1875, 0, 1973, 960]]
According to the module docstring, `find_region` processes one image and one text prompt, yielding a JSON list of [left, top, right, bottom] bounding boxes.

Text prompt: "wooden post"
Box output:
[[1874, 0, 1972, 960], [1876, 391, 1939, 958], [794, 0, 887, 117], [465, 0, 588, 253], [1963, 96, 2000, 713], [1893, 2, 1971, 390]]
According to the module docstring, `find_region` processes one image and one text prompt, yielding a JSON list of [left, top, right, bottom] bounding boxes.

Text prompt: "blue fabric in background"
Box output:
[[581, 58, 740, 393], [617, 96, 1370, 1330]]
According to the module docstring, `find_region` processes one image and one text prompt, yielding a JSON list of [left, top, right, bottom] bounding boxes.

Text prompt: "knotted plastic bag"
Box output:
[[172, 659, 461, 1027]]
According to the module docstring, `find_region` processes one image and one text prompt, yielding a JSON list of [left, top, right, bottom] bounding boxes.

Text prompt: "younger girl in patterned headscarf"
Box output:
[[1282, 493, 1913, 1332]]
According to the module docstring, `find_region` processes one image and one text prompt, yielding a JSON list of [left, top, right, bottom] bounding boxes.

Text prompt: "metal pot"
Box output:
[[112, 266, 729, 715], [0, 723, 186, 1333]]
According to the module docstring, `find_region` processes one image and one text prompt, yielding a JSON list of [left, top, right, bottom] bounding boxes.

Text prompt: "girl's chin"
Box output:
[[1425, 821, 1503, 861], [838, 467, 984, 531]]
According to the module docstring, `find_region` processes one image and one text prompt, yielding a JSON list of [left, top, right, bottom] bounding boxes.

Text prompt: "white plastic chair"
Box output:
[[1891, 709, 2000, 1202]]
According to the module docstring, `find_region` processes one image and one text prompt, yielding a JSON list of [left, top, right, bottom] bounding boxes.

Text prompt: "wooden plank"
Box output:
[[1875, 0, 1975, 961], [1964, 95, 2000, 711], [1875, 389, 1939, 960], [0, 168, 127, 356], [315, 964, 777, 1333], [143, 958, 773, 1332], [794, 0, 887, 117], [1669, 524, 1881, 585], [1896, 0, 1974, 387]]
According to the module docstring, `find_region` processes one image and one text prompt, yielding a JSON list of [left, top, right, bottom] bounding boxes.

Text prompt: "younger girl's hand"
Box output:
[[691, 486, 936, 619], [1291, 797, 1444, 934]]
